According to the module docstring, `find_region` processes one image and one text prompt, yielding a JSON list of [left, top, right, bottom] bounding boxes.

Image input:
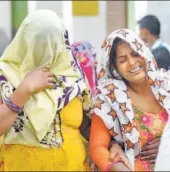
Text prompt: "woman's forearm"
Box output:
[[10, 82, 32, 108], [0, 82, 32, 136], [90, 115, 111, 170], [0, 104, 18, 136], [109, 162, 131, 171]]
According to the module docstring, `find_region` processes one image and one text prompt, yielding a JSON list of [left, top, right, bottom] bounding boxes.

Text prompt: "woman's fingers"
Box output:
[[48, 77, 57, 84], [48, 83, 56, 89], [141, 153, 157, 160]]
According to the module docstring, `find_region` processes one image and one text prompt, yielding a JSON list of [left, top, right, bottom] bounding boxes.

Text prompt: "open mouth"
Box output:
[[129, 66, 141, 73]]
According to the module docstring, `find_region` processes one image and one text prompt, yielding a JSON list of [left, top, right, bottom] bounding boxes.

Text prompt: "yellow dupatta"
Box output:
[[0, 10, 91, 148]]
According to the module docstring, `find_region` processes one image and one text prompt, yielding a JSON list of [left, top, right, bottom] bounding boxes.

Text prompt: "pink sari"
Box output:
[[71, 41, 97, 95]]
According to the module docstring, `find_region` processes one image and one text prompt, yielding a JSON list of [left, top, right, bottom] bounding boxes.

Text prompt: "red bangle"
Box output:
[[11, 99, 23, 109], [106, 160, 122, 172]]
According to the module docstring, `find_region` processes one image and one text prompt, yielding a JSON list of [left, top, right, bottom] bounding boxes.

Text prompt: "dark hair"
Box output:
[[137, 15, 160, 37], [109, 37, 123, 79]]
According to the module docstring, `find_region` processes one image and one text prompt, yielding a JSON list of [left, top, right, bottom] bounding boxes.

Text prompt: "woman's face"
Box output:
[[115, 41, 147, 84]]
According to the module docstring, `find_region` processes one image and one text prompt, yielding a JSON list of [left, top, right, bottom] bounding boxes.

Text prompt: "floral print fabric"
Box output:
[[71, 41, 97, 95], [132, 103, 168, 171]]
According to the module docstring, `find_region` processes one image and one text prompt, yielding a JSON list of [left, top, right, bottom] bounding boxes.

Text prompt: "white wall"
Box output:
[[36, 1, 63, 18], [72, 1, 106, 56], [147, 1, 170, 45], [62, 1, 73, 42], [0, 1, 11, 40], [135, 1, 148, 22], [135, 1, 148, 34]]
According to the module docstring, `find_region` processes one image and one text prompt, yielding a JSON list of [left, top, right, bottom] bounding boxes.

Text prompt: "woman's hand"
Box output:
[[110, 143, 132, 171], [141, 137, 160, 164], [22, 67, 56, 94]]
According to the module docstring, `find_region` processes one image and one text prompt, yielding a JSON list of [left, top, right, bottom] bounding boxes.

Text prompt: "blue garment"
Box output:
[[151, 39, 170, 70]]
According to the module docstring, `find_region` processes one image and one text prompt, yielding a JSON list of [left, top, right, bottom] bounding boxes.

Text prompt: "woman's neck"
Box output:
[[127, 79, 150, 96]]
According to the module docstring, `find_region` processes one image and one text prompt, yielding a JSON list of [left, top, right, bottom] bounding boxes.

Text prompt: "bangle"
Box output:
[[4, 97, 23, 114], [106, 160, 122, 171]]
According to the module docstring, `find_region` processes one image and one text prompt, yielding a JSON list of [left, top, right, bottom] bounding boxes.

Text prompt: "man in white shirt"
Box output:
[[138, 15, 170, 70]]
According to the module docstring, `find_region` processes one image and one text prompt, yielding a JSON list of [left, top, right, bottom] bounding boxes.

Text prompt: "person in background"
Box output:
[[0, 9, 92, 171], [71, 41, 97, 96], [137, 14, 170, 70], [90, 28, 169, 171]]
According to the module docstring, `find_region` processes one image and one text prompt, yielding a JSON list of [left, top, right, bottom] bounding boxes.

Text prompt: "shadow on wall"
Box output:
[[0, 27, 10, 57]]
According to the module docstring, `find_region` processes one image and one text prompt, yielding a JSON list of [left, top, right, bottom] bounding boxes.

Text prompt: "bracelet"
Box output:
[[4, 97, 23, 114], [106, 160, 122, 171]]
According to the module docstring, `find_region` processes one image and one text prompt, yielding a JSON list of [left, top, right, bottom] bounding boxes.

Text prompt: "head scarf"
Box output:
[[0, 10, 91, 148], [93, 28, 170, 169], [71, 41, 97, 95]]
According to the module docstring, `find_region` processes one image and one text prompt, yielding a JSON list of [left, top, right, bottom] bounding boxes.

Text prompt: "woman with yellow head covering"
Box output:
[[0, 9, 91, 171]]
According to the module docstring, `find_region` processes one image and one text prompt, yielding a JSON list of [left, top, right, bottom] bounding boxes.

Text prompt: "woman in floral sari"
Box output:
[[0, 10, 92, 171], [71, 41, 97, 96], [89, 29, 169, 171]]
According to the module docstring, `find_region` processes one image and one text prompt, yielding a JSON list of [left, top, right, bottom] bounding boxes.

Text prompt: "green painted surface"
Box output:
[[11, 1, 28, 37], [126, 1, 136, 31]]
